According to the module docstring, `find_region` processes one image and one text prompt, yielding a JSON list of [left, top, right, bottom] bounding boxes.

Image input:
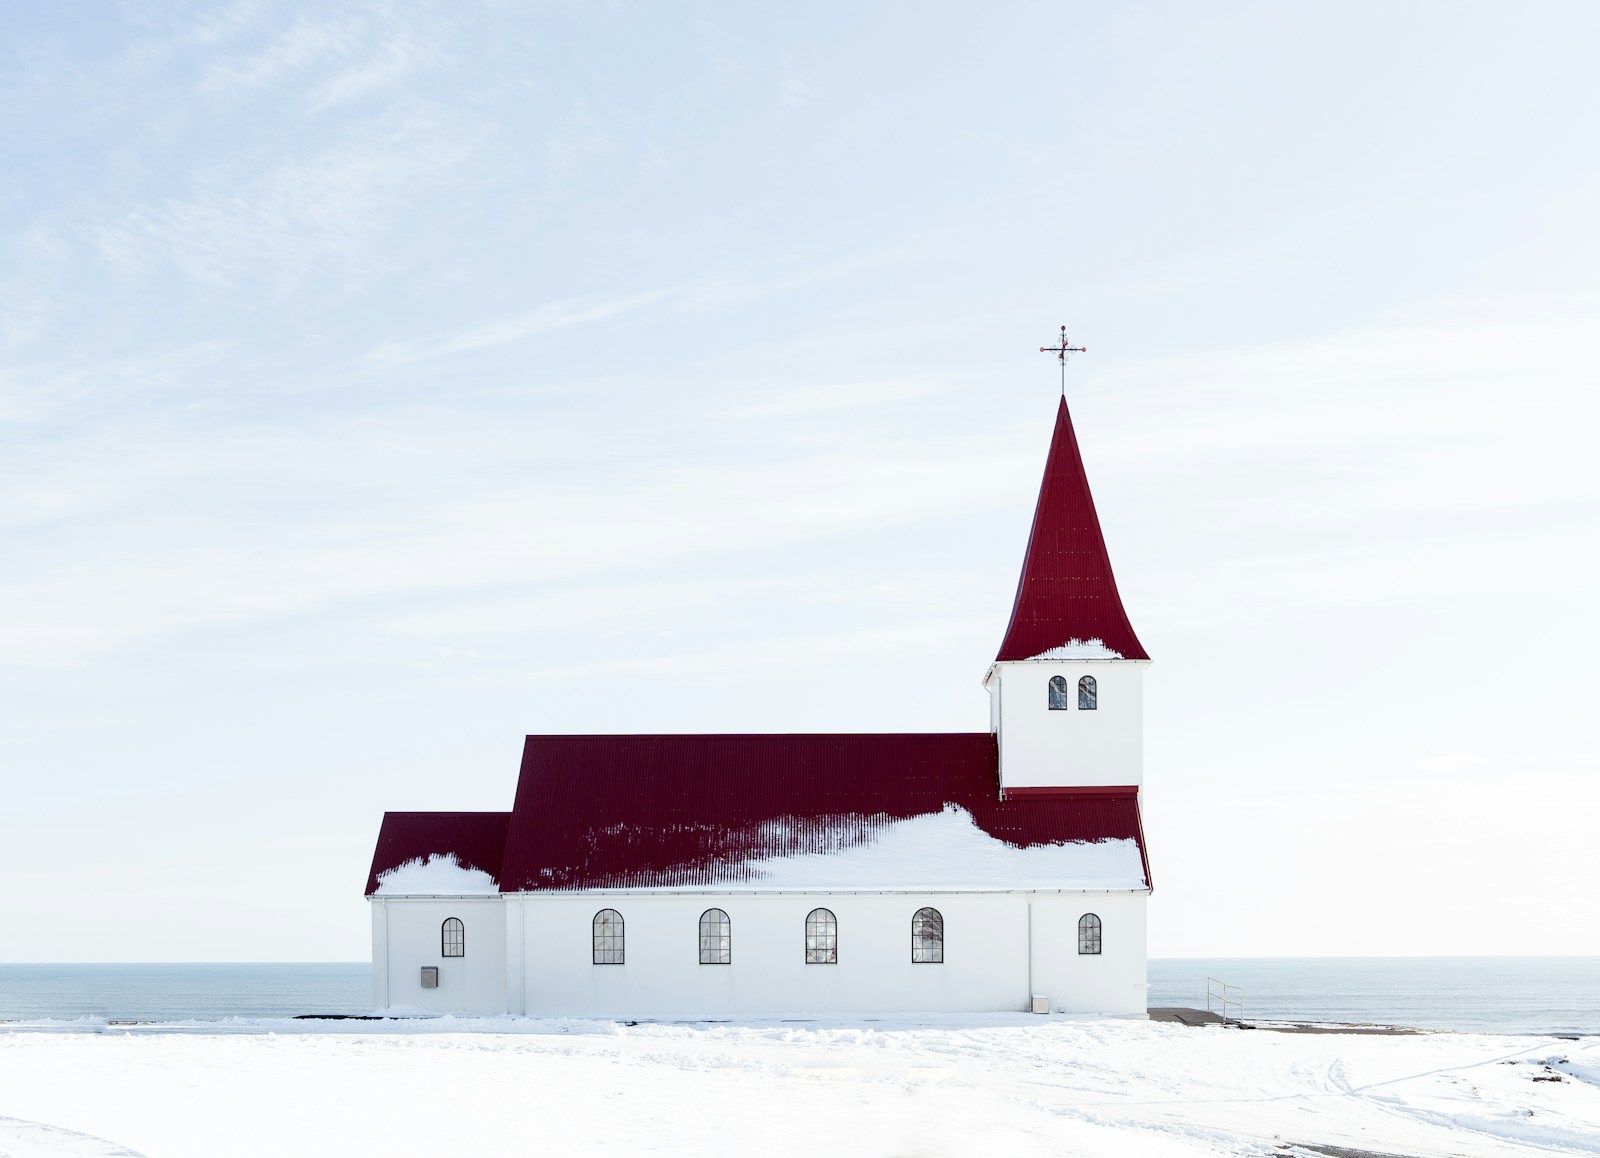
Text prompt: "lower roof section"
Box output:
[[365, 811, 510, 896]]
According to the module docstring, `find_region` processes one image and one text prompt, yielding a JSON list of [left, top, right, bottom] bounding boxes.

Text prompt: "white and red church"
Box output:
[[365, 392, 1155, 1017]]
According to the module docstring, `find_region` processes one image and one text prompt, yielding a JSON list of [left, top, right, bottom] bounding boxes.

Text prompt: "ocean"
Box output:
[[1148, 957, 1600, 1035], [0, 963, 371, 1023], [1, 958, 1595, 1034]]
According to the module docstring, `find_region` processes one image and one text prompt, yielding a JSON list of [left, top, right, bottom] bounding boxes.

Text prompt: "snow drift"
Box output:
[[375, 853, 499, 896], [683, 805, 1145, 892]]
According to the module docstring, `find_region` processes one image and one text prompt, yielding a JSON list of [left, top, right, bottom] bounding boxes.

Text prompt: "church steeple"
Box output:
[[984, 393, 1149, 793], [995, 396, 1148, 662]]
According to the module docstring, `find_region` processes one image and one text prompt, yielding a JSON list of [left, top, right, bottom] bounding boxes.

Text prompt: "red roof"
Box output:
[[496, 733, 1146, 891], [995, 397, 1149, 662], [364, 811, 510, 896]]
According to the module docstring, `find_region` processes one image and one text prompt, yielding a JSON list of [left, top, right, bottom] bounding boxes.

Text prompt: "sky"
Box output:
[[2, 1, 1597, 964]]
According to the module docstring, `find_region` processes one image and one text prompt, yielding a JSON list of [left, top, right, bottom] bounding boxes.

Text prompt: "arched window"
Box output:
[[1078, 675, 1097, 711], [1078, 913, 1102, 955], [1048, 675, 1069, 710], [699, 908, 731, 965], [911, 907, 944, 963], [441, 917, 464, 958], [592, 909, 625, 965], [805, 907, 838, 964]]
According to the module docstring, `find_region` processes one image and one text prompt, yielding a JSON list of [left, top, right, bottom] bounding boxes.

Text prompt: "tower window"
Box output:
[[441, 917, 464, 958], [805, 907, 838, 964], [1078, 913, 1102, 955], [911, 907, 944, 963], [699, 908, 731, 965], [1048, 675, 1069, 710], [1078, 675, 1097, 711], [593, 908, 625, 965]]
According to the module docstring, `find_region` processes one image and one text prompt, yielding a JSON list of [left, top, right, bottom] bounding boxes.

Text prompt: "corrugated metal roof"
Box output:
[[497, 733, 1145, 891], [363, 811, 511, 896], [995, 396, 1149, 662]]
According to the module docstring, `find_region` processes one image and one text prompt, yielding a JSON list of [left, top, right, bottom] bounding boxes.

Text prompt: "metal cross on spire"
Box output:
[[1039, 325, 1087, 395]]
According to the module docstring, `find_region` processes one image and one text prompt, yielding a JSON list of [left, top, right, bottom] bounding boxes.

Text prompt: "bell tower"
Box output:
[[984, 393, 1150, 796]]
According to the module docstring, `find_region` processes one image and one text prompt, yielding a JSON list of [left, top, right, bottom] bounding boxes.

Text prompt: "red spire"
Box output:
[[995, 397, 1148, 662]]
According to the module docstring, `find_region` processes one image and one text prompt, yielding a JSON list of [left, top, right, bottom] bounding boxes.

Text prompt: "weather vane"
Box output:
[[1040, 325, 1086, 396]]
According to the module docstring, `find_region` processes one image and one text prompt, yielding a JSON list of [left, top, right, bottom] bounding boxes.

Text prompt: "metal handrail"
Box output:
[[1205, 977, 1244, 1022]]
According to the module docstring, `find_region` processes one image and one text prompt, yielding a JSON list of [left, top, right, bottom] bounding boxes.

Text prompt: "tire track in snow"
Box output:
[[981, 1039, 1576, 1157], [0, 1114, 147, 1157], [1335, 1042, 1600, 1158]]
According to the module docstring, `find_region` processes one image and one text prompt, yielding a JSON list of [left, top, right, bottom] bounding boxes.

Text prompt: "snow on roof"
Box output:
[[497, 733, 1149, 892], [375, 852, 500, 896], [1026, 638, 1124, 661], [364, 812, 509, 897], [995, 397, 1149, 663], [711, 805, 1144, 891]]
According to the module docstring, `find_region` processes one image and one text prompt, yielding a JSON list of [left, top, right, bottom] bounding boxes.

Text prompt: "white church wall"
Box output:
[[503, 898, 526, 1016], [371, 897, 507, 1014], [370, 897, 389, 1008], [512, 890, 1145, 1017], [516, 892, 1031, 1017], [990, 660, 1146, 790], [1028, 892, 1147, 1016]]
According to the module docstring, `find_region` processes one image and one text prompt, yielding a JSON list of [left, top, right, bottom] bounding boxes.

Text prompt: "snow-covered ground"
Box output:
[[0, 1016, 1595, 1157]]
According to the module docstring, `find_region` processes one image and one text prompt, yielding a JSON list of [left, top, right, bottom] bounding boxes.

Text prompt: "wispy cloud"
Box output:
[[360, 286, 685, 370], [91, 107, 482, 287], [198, 16, 358, 93], [553, 619, 992, 681], [377, 578, 807, 639], [0, 340, 231, 427], [722, 377, 941, 418], [0, 414, 1024, 665], [309, 35, 431, 111], [0, 4, 472, 303]]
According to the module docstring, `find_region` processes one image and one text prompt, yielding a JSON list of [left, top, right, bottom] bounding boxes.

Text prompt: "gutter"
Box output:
[[1132, 789, 1154, 894], [476, 887, 1151, 897]]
